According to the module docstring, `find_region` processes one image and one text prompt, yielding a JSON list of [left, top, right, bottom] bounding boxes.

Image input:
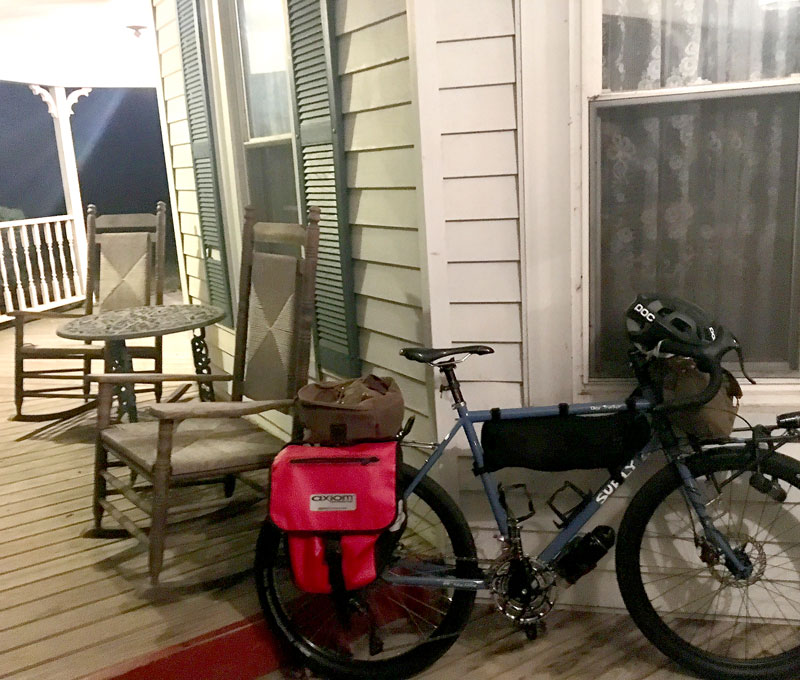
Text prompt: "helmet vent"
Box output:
[[671, 318, 691, 333]]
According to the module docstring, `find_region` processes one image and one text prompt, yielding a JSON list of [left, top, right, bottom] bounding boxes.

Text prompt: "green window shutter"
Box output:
[[287, 0, 360, 377], [175, 0, 233, 326]]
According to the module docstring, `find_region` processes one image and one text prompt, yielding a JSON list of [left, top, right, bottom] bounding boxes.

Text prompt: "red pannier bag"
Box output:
[[269, 441, 402, 593]]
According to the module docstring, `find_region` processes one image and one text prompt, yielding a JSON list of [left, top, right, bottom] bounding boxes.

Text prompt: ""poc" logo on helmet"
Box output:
[[634, 303, 655, 322]]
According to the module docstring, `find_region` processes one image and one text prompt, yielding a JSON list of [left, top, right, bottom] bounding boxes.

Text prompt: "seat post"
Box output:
[[438, 363, 465, 406]]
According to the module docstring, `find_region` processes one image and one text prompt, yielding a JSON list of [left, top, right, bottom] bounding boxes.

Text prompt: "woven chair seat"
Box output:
[[101, 417, 284, 478]]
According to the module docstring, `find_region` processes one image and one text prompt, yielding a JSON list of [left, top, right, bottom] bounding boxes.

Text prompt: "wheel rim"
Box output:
[[637, 461, 800, 661], [263, 485, 469, 665]]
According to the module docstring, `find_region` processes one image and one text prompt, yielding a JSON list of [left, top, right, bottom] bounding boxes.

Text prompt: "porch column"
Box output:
[[29, 84, 91, 291]]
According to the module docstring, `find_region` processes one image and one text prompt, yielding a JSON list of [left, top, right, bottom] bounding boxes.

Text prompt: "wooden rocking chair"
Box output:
[[89, 206, 320, 585], [12, 202, 166, 421]]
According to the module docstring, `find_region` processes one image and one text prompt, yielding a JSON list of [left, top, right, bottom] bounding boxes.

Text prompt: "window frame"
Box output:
[[519, 0, 800, 405], [218, 0, 302, 223], [588, 78, 800, 381]]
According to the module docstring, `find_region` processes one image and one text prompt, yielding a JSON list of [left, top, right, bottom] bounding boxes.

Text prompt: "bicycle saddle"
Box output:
[[400, 345, 494, 364]]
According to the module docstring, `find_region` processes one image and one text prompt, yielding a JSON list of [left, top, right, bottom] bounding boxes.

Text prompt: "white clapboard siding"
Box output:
[[448, 262, 521, 303], [169, 120, 190, 146], [437, 37, 516, 89], [453, 342, 522, 382], [344, 105, 415, 151], [359, 329, 426, 383], [336, 1, 431, 401], [335, 0, 406, 35], [434, 0, 515, 42], [337, 13, 409, 75], [446, 220, 519, 262], [356, 296, 423, 344], [351, 226, 419, 268], [439, 85, 517, 134], [460, 381, 523, 411], [429, 1, 525, 484], [353, 261, 422, 305], [349, 188, 417, 228], [153, 0, 208, 322], [341, 60, 412, 113], [450, 303, 522, 343], [442, 132, 518, 178], [346, 148, 416, 188], [443, 176, 519, 221], [174, 165, 195, 191]]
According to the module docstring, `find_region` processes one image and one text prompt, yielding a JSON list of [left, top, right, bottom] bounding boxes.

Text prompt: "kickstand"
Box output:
[[351, 596, 384, 656]]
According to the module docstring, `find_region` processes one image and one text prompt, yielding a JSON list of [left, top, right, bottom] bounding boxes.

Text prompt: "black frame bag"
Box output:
[[480, 411, 651, 473]]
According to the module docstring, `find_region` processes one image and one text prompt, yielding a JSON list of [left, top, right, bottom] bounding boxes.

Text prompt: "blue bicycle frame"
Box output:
[[385, 390, 750, 590]]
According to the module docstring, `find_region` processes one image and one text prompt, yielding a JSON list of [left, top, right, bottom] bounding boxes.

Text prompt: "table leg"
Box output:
[[106, 339, 137, 422], [191, 328, 215, 402]]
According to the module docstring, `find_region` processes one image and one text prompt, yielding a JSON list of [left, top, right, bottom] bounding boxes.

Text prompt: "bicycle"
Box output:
[[254, 295, 800, 680]]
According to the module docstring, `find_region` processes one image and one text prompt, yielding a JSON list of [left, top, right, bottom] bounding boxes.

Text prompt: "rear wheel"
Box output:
[[617, 450, 800, 680], [255, 463, 478, 680]]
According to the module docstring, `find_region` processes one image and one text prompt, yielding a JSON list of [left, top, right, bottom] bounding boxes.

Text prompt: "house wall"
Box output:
[[152, 0, 237, 395], [334, 0, 435, 449], [434, 0, 524, 415], [151, 0, 435, 444], [407, 0, 527, 504]]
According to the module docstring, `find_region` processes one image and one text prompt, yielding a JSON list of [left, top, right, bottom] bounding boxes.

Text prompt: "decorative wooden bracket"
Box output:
[[28, 85, 92, 119], [66, 88, 92, 116], [28, 85, 58, 119]]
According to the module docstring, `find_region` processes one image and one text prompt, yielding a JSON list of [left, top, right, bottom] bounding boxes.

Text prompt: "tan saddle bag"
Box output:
[[297, 374, 405, 444]]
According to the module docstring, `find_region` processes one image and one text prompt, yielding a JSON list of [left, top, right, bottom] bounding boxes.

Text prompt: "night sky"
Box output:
[[0, 82, 169, 220]]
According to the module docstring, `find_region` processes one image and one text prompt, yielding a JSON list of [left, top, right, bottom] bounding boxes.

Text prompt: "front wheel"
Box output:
[[255, 463, 478, 680], [617, 450, 800, 680]]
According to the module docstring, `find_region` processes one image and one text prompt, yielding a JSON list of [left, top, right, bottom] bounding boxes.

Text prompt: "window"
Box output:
[[235, 0, 299, 224], [589, 0, 800, 379]]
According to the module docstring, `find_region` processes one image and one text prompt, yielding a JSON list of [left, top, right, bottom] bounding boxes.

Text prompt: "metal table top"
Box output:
[[56, 304, 225, 342]]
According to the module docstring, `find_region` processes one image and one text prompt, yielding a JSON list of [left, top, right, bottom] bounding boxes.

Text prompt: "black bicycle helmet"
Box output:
[[626, 293, 719, 350]]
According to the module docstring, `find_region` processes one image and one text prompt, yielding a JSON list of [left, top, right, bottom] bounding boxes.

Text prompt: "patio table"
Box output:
[[57, 304, 225, 421]]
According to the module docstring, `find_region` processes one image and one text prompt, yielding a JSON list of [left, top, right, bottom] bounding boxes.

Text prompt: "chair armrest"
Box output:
[[146, 399, 294, 420], [10, 310, 86, 320], [87, 372, 233, 384]]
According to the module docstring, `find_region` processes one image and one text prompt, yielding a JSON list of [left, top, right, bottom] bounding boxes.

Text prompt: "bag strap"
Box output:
[[324, 535, 347, 594]]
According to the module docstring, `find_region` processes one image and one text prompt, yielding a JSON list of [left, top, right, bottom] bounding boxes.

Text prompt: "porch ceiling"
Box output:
[[0, 0, 158, 88]]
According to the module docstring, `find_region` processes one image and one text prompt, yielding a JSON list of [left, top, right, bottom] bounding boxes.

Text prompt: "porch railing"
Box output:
[[0, 215, 84, 323]]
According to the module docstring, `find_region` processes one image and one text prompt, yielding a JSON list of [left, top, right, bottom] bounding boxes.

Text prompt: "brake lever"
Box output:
[[735, 347, 756, 385]]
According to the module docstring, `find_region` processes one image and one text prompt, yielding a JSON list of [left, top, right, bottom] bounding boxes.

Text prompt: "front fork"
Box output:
[[670, 455, 752, 579], [628, 350, 751, 579]]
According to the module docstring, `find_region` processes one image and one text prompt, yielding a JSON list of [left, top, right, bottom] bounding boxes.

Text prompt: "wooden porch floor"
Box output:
[[0, 316, 268, 680], [0, 317, 694, 680]]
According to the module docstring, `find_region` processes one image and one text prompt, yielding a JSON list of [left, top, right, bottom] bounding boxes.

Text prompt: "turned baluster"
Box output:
[[31, 222, 51, 304], [64, 217, 83, 296], [54, 220, 71, 297], [18, 223, 39, 306], [0, 229, 15, 313], [7, 226, 27, 309], [43, 221, 62, 299]]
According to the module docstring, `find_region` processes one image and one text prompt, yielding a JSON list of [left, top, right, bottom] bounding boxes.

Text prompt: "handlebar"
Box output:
[[653, 360, 724, 414], [651, 327, 746, 413]]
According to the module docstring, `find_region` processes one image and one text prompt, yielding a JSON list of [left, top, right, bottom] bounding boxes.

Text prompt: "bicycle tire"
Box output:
[[617, 449, 800, 680], [255, 463, 478, 680]]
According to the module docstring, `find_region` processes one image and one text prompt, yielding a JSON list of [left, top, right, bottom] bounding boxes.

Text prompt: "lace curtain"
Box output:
[[592, 0, 800, 378], [603, 0, 800, 91]]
